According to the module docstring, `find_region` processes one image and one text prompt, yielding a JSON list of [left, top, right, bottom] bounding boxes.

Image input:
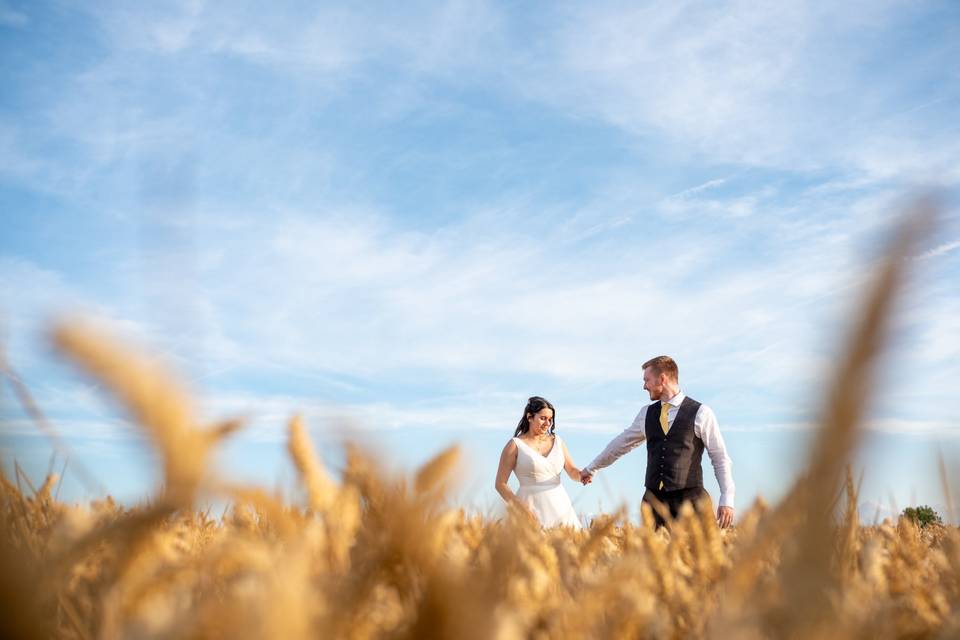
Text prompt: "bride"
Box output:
[[495, 396, 583, 529]]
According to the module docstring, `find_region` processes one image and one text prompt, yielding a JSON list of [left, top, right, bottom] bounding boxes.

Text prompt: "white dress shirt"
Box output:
[[585, 391, 735, 508]]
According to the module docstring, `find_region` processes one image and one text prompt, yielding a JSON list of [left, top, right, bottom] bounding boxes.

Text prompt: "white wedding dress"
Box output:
[[513, 435, 583, 529]]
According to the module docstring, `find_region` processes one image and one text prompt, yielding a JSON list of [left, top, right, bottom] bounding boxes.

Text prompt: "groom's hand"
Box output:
[[717, 506, 734, 529], [580, 470, 593, 485]]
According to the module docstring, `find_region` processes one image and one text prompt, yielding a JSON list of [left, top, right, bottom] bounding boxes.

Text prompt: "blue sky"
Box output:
[[2, 1, 959, 522]]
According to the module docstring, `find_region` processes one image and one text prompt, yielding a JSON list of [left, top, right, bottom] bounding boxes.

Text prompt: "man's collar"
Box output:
[[665, 390, 685, 406]]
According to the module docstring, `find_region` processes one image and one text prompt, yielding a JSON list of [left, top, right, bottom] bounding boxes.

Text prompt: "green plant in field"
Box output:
[[902, 505, 942, 528]]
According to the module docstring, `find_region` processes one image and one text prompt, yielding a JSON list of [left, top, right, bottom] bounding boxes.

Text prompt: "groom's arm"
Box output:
[[695, 405, 735, 509], [583, 407, 648, 476]]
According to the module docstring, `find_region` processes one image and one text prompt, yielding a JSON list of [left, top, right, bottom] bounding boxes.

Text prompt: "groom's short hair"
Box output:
[[643, 355, 678, 381]]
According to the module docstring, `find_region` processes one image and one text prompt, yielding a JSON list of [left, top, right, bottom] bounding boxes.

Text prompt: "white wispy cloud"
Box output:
[[8, 1, 956, 215], [9, 181, 951, 443], [667, 178, 728, 199], [865, 418, 960, 436], [81, 1, 506, 74], [915, 239, 960, 261], [509, 1, 959, 183]]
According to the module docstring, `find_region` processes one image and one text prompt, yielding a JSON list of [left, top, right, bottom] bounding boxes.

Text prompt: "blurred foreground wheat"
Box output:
[[3, 204, 959, 639]]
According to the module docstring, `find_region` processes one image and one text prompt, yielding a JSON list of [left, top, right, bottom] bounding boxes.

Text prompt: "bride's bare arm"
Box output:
[[560, 439, 582, 481], [495, 440, 523, 507]]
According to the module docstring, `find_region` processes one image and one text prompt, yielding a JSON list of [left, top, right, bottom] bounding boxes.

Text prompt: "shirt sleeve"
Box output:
[[695, 404, 735, 508], [585, 407, 648, 473]]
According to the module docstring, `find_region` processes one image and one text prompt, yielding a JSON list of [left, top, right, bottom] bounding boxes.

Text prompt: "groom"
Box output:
[[580, 356, 735, 528]]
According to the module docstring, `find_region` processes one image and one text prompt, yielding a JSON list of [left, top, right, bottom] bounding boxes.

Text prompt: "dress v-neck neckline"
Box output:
[[517, 435, 557, 459]]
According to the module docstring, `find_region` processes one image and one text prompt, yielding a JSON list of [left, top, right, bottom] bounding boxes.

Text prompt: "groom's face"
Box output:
[[642, 367, 664, 400]]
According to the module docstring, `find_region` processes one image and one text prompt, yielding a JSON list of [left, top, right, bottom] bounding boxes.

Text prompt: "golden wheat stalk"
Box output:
[[287, 414, 339, 513]]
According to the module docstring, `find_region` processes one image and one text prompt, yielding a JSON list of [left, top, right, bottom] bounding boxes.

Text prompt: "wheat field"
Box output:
[[2, 205, 958, 639]]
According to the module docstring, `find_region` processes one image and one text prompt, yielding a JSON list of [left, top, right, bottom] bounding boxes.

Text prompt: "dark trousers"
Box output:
[[642, 485, 712, 528]]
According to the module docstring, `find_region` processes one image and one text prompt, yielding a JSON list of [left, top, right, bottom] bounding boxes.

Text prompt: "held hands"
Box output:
[[577, 467, 728, 526], [717, 506, 734, 529]]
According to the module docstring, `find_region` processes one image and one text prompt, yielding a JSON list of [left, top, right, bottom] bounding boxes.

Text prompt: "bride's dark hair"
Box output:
[[514, 396, 556, 437]]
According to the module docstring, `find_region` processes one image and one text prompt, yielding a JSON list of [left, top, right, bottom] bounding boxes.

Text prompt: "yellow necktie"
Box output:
[[660, 402, 671, 434]]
